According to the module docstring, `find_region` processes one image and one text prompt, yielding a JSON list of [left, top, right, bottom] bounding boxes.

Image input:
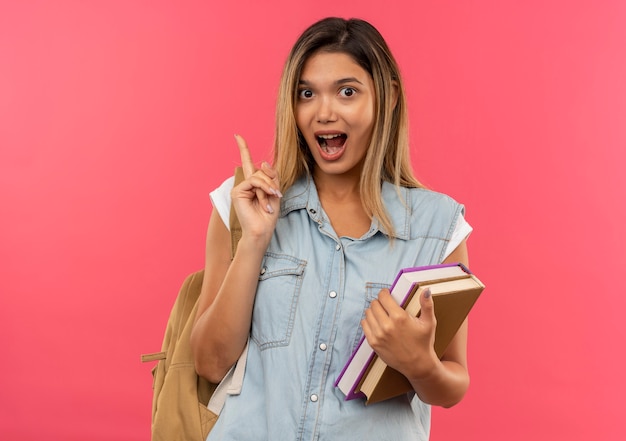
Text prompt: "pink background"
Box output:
[[1, 1, 625, 439]]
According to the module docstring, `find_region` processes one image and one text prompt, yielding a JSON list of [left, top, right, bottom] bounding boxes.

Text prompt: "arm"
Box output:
[[362, 239, 471, 407], [190, 135, 282, 384]]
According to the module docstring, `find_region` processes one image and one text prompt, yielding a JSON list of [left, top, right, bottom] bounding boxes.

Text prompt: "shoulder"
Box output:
[[209, 175, 235, 230], [406, 186, 462, 212], [384, 182, 464, 219], [382, 183, 466, 241], [406, 187, 464, 237], [402, 187, 473, 257]]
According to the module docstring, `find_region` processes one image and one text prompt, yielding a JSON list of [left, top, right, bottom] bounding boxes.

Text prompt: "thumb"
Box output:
[[419, 288, 436, 325]]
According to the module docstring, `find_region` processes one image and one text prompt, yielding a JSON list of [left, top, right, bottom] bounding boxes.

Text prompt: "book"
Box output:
[[334, 263, 484, 403], [334, 264, 471, 401], [358, 276, 484, 404]]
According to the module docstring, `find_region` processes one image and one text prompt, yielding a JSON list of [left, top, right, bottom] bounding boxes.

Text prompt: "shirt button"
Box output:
[[310, 394, 318, 402], [319, 343, 327, 351], [329, 291, 337, 298], [335, 243, 341, 251], [260, 267, 267, 275]]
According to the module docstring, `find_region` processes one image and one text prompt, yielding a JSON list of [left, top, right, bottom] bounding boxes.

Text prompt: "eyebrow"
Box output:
[[298, 77, 365, 87]]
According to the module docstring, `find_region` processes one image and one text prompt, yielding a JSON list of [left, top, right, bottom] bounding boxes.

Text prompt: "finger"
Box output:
[[418, 288, 436, 325], [378, 288, 410, 320], [260, 162, 282, 197], [246, 175, 276, 214], [362, 309, 382, 345], [377, 289, 398, 311], [234, 134, 273, 213], [364, 294, 393, 338], [234, 134, 255, 178], [367, 297, 388, 324]]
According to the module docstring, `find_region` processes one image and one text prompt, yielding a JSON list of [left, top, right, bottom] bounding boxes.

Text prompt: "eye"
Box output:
[[339, 87, 356, 97], [298, 89, 314, 99]]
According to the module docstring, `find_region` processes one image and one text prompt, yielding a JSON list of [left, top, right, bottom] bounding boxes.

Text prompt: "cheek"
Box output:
[[349, 100, 375, 128], [294, 110, 312, 136], [351, 111, 375, 137]]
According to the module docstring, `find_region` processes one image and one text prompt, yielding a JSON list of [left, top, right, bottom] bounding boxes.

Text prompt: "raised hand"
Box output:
[[231, 134, 282, 244]]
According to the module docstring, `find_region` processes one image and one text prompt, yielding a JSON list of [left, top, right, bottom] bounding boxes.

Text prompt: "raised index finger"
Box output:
[[234, 134, 255, 178]]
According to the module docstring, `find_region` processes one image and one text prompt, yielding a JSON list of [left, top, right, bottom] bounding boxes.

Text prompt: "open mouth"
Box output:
[[317, 133, 347, 155]]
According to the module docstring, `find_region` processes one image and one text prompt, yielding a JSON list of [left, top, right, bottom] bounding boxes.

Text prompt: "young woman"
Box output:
[[191, 17, 473, 440]]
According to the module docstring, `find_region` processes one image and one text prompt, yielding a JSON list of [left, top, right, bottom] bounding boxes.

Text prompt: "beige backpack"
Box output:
[[142, 168, 245, 440]]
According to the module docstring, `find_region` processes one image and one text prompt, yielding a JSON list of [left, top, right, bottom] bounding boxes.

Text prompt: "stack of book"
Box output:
[[335, 263, 484, 404]]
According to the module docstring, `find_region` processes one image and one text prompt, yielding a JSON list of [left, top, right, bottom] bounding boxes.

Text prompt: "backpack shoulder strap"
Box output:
[[229, 166, 244, 259]]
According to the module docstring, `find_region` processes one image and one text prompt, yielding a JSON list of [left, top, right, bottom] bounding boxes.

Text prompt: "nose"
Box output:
[[316, 96, 336, 123]]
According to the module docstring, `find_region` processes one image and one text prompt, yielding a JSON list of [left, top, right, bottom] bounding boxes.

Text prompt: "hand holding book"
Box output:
[[361, 286, 439, 382], [335, 263, 484, 404]]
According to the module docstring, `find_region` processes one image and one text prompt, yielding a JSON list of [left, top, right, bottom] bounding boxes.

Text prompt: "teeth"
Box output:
[[318, 134, 343, 139]]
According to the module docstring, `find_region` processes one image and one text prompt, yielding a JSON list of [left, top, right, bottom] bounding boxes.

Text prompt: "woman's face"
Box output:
[[295, 51, 376, 179]]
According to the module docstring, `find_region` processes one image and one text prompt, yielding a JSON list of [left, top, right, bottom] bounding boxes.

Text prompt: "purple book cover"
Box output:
[[334, 262, 471, 401]]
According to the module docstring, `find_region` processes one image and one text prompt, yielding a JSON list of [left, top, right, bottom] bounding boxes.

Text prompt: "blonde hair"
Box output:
[[273, 17, 422, 236]]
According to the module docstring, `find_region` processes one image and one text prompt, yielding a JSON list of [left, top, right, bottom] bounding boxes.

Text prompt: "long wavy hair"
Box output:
[[273, 17, 422, 236]]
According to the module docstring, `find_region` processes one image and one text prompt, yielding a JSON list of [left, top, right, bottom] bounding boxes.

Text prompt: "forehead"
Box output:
[[299, 51, 370, 82]]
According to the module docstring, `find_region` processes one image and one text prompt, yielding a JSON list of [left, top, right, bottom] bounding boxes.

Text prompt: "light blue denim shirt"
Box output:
[[207, 175, 465, 441]]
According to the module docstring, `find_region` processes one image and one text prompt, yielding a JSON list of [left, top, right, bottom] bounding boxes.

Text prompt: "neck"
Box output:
[[312, 168, 362, 203], [311, 168, 372, 238]]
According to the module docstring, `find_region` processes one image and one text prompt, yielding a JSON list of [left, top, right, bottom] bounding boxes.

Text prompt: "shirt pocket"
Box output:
[[251, 252, 307, 350], [348, 282, 392, 354]]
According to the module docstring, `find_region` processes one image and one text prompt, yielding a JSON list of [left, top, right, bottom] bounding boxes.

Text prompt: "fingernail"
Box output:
[[423, 288, 431, 299], [272, 188, 283, 198], [266, 204, 274, 214]]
